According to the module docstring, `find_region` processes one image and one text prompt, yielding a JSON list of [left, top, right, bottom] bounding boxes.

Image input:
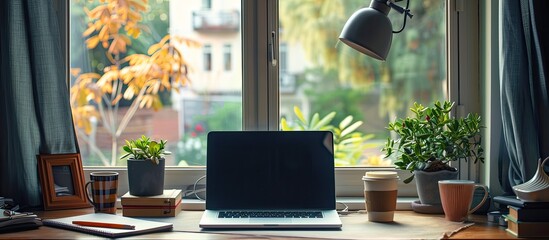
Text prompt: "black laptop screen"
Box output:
[[205, 131, 336, 210]]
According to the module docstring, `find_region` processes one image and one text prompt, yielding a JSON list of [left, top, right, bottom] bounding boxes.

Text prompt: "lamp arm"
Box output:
[[389, 0, 413, 33]]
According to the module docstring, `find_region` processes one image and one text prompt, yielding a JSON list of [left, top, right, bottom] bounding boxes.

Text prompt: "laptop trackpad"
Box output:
[[249, 218, 293, 224]]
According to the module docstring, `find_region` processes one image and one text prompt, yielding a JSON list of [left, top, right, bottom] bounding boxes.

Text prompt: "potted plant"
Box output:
[[121, 135, 171, 196], [382, 101, 484, 207]]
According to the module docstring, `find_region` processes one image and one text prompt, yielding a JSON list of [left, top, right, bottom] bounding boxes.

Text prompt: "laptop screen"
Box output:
[[205, 131, 336, 210]]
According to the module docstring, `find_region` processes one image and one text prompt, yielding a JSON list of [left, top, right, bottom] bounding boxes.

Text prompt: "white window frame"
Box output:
[[62, 0, 482, 204]]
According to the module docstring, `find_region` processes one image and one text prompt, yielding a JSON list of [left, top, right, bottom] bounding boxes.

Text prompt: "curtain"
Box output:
[[500, 0, 549, 193], [0, 0, 79, 209]]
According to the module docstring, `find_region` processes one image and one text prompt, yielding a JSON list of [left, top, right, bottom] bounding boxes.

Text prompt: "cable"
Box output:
[[193, 175, 207, 201], [336, 202, 350, 215]]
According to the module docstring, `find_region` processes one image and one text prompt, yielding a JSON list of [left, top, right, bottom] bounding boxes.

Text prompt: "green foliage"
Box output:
[[382, 101, 484, 183], [280, 0, 447, 134], [120, 135, 172, 165], [176, 126, 207, 166], [300, 68, 368, 125], [176, 103, 241, 166], [281, 106, 375, 166], [193, 102, 242, 131]]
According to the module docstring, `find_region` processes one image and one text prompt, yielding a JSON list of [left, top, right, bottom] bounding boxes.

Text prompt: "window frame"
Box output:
[[223, 44, 232, 71], [202, 0, 212, 10], [203, 44, 212, 71], [64, 0, 482, 200]]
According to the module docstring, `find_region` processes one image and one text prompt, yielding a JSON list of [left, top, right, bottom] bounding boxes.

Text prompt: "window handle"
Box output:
[[270, 31, 277, 67]]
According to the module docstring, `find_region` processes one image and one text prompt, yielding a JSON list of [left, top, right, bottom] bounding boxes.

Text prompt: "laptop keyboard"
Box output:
[[218, 211, 323, 218]]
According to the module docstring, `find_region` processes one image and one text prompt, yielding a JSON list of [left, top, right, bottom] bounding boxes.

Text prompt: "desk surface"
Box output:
[[0, 208, 515, 239]]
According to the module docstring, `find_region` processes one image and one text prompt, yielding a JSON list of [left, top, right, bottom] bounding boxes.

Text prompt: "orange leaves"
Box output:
[[139, 94, 162, 110], [83, 24, 96, 37], [129, 0, 147, 12], [72, 105, 100, 134], [97, 67, 119, 93], [70, 68, 81, 77], [147, 42, 162, 55], [108, 36, 127, 54], [72, 1, 199, 140], [70, 72, 102, 134], [139, 94, 154, 108], [126, 27, 141, 39], [70, 73, 101, 104], [86, 36, 100, 48], [83, 0, 147, 53], [123, 84, 138, 100], [147, 35, 170, 55]]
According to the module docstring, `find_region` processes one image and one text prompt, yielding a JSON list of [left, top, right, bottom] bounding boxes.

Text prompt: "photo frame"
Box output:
[[37, 153, 90, 210]]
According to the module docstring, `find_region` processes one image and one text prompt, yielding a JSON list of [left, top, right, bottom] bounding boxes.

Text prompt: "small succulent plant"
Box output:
[[120, 135, 171, 164]]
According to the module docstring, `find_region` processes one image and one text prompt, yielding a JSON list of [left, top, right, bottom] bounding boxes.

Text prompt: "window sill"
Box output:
[[114, 197, 416, 211]]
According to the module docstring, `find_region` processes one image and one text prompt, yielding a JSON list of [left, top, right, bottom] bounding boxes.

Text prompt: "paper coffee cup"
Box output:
[[362, 171, 399, 222]]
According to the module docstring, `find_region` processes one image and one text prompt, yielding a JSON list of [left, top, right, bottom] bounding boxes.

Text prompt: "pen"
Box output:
[[72, 221, 136, 229]]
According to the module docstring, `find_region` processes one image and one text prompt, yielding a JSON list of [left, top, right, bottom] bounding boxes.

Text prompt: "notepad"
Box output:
[[42, 213, 172, 238]]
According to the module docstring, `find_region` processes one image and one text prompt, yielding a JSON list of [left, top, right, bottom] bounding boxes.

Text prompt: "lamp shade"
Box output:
[[339, 0, 393, 61]]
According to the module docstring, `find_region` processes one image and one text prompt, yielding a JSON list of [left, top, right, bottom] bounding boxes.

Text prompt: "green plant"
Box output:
[[281, 106, 375, 166], [120, 135, 172, 164], [382, 101, 484, 183]]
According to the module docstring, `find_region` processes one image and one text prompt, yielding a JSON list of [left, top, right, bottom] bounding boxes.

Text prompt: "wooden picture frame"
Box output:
[[37, 153, 90, 210]]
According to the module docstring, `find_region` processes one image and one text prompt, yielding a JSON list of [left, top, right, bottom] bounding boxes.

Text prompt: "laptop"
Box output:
[[199, 131, 342, 229]]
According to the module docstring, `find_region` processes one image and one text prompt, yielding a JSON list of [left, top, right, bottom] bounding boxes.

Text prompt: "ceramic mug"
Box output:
[[438, 180, 488, 222], [85, 172, 119, 214]]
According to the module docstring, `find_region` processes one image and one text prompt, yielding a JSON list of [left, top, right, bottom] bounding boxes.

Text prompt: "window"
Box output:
[[279, 42, 295, 93], [202, 0, 212, 10], [203, 44, 212, 71], [69, 0, 480, 199], [223, 44, 232, 71], [279, 43, 287, 74], [69, 0, 241, 167], [279, 0, 447, 167]]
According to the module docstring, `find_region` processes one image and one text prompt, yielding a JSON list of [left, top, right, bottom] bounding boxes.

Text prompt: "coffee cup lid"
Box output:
[[362, 171, 398, 180]]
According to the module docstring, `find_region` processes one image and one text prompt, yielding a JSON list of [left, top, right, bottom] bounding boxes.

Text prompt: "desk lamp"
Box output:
[[339, 0, 413, 61]]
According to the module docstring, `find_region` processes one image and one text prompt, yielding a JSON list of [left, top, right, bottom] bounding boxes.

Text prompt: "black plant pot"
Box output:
[[127, 158, 165, 196]]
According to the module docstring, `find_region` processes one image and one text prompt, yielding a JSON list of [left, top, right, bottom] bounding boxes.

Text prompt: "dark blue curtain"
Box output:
[[0, 0, 79, 209], [500, 0, 549, 193]]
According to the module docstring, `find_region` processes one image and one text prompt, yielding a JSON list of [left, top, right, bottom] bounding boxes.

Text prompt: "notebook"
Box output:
[[42, 213, 172, 238], [199, 131, 342, 229]]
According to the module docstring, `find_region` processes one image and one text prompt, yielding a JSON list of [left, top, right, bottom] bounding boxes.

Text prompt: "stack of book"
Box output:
[[494, 195, 549, 238], [121, 189, 182, 217], [0, 210, 42, 233]]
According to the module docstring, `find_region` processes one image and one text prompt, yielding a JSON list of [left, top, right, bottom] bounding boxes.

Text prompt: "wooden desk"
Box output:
[[447, 214, 516, 239], [0, 208, 516, 239]]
